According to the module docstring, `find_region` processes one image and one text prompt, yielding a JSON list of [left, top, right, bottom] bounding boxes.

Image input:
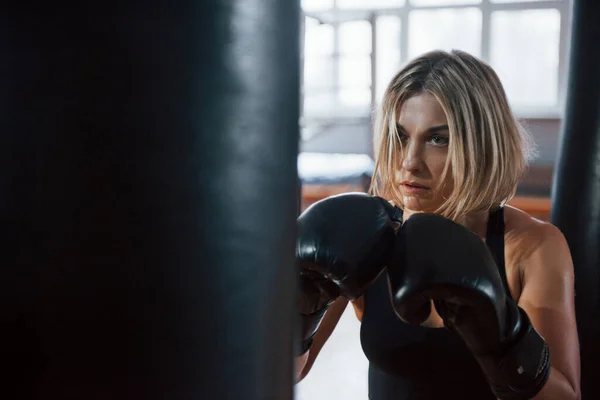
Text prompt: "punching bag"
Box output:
[[551, 0, 600, 398], [1, 1, 299, 399]]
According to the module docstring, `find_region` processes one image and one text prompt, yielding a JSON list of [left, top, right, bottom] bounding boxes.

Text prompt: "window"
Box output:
[[302, 17, 336, 117], [376, 16, 402, 102], [490, 8, 561, 109], [339, 20, 372, 107], [407, 8, 482, 60], [301, 0, 570, 120]]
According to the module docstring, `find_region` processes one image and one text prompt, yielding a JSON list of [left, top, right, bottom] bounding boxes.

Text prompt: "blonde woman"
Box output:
[[295, 50, 580, 400]]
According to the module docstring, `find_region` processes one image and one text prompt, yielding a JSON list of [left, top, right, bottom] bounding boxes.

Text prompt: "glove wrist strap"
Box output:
[[476, 308, 551, 400], [296, 306, 330, 356]]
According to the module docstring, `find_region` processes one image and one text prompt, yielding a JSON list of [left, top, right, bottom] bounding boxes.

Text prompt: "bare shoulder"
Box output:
[[504, 205, 562, 236], [503, 205, 573, 275]]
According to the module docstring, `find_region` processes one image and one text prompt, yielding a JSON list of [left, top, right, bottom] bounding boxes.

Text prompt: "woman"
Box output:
[[296, 50, 580, 399]]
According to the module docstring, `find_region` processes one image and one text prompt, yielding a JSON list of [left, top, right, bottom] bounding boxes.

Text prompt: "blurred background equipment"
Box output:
[[551, 1, 600, 399], [3, 1, 299, 399]]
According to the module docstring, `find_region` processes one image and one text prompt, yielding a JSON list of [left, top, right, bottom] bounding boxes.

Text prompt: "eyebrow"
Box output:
[[396, 123, 450, 134]]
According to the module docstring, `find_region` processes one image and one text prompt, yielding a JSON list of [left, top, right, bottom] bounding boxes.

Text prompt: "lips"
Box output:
[[401, 181, 429, 190], [400, 181, 430, 196]]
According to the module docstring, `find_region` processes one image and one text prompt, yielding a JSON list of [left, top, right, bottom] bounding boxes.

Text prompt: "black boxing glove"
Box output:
[[388, 213, 550, 400], [296, 193, 402, 355]]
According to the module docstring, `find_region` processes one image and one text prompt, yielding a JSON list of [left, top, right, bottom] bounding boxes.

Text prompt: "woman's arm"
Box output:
[[295, 297, 349, 383], [516, 223, 581, 400]]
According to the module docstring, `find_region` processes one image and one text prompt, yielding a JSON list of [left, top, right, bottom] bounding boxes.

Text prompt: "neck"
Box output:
[[457, 210, 489, 238]]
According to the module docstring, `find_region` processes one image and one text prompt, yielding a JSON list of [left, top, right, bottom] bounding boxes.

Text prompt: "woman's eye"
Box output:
[[430, 134, 449, 146]]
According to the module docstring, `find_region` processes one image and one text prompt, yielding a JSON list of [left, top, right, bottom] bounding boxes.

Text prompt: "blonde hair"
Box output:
[[370, 49, 536, 221]]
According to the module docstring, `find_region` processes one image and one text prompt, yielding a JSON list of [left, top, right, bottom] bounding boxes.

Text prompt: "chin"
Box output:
[[402, 196, 439, 213]]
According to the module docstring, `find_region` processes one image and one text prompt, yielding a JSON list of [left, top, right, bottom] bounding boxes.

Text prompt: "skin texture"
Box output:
[[296, 93, 581, 399], [394, 93, 453, 215]]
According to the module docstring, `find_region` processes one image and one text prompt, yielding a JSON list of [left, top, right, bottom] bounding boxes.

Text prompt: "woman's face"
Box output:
[[396, 93, 452, 213]]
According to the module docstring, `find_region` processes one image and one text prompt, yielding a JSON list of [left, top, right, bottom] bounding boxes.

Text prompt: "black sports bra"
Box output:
[[360, 207, 506, 400]]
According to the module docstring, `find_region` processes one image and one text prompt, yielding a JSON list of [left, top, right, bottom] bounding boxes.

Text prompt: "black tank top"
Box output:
[[360, 207, 507, 400]]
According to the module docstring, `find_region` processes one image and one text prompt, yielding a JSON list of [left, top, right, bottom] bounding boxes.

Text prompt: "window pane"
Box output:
[[304, 57, 335, 89], [376, 16, 402, 102], [303, 92, 337, 117], [490, 9, 560, 107], [301, 0, 334, 12], [339, 20, 372, 55], [339, 56, 372, 88], [339, 88, 371, 107], [304, 18, 334, 56], [338, 0, 405, 9], [410, 0, 480, 6], [491, 0, 556, 3], [408, 8, 482, 59]]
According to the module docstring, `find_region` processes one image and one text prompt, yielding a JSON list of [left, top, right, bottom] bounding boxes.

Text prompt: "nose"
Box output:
[[401, 140, 425, 173]]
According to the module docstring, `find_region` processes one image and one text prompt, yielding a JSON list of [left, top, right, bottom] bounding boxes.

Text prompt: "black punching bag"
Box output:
[[1, 1, 299, 399], [551, 0, 600, 397]]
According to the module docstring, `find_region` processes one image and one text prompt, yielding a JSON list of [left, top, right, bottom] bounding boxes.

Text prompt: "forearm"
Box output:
[[294, 352, 309, 383], [494, 367, 578, 400], [295, 297, 349, 383], [529, 367, 579, 400]]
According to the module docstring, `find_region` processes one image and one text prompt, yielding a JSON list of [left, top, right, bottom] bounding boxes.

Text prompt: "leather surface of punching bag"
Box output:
[[1, 1, 299, 399], [551, 0, 600, 398]]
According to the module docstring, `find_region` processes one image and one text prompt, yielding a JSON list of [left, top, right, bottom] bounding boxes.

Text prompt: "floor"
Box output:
[[294, 304, 370, 400]]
